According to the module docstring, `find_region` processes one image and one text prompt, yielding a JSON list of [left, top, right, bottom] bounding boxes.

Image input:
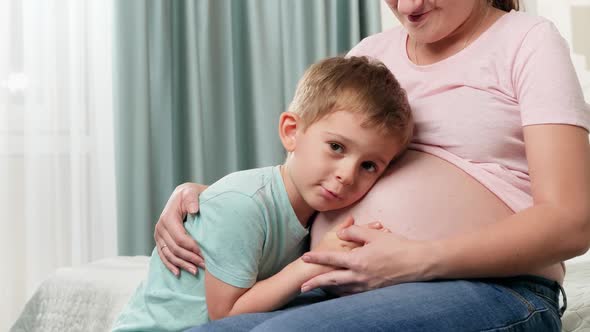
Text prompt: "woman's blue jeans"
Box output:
[[186, 275, 565, 332]]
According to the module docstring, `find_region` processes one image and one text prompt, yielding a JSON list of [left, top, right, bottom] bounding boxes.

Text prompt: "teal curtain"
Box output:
[[114, 0, 381, 255]]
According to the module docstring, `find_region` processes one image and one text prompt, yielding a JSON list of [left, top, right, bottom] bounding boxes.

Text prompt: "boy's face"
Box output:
[[282, 110, 403, 219]]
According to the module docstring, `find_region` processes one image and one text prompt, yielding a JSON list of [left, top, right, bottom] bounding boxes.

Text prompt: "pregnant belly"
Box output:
[[312, 150, 513, 244], [311, 150, 564, 283]]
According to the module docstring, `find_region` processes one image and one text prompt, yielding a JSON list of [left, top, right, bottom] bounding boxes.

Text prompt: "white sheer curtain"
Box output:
[[0, 1, 117, 329]]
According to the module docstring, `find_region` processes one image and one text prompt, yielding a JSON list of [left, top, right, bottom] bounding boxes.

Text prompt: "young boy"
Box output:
[[113, 56, 413, 331]]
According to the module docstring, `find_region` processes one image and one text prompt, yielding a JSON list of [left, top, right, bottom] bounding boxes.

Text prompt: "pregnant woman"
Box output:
[[153, 0, 590, 330]]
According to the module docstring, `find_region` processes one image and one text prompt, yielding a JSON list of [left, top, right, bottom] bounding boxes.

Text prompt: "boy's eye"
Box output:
[[329, 143, 344, 153], [361, 161, 377, 173]]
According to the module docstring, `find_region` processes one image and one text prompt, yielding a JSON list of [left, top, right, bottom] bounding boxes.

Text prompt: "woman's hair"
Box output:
[[491, 0, 519, 11], [288, 56, 413, 147]]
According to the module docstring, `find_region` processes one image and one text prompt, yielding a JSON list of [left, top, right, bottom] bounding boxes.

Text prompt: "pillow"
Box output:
[[562, 259, 590, 332]]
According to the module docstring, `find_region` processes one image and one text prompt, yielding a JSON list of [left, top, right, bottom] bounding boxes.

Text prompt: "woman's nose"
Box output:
[[396, 0, 425, 15]]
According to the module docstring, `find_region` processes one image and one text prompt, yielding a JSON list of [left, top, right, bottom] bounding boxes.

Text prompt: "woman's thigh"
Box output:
[[189, 278, 561, 332], [184, 288, 333, 332]]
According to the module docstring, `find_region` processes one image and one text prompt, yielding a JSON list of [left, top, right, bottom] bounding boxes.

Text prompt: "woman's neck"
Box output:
[[412, 6, 504, 65]]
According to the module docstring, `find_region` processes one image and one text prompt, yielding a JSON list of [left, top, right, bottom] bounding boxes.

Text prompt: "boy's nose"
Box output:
[[335, 163, 356, 186]]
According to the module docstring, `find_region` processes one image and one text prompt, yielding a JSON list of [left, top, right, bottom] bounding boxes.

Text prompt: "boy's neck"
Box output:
[[279, 164, 315, 227]]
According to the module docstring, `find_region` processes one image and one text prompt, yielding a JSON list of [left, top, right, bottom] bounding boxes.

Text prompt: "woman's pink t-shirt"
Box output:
[[349, 10, 590, 212]]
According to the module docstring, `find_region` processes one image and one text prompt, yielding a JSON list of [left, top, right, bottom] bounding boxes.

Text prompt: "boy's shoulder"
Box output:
[[200, 166, 279, 204]]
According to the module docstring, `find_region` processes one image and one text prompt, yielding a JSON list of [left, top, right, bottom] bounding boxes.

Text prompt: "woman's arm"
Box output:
[[301, 124, 590, 293], [154, 182, 208, 276], [432, 124, 590, 277]]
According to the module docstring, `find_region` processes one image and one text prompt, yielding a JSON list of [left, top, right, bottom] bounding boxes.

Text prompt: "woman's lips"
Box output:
[[408, 11, 429, 23]]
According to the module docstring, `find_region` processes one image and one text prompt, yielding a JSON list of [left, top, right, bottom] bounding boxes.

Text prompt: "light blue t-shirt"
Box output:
[[113, 166, 309, 332]]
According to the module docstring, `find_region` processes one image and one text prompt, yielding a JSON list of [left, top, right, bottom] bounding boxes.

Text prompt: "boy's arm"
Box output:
[[205, 259, 331, 320], [206, 217, 358, 319]]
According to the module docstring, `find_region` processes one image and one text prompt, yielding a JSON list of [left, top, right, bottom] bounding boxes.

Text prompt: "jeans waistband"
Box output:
[[488, 275, 567, 317]]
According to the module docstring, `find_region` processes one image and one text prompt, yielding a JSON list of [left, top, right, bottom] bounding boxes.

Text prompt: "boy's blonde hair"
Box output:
[[288, 56, 413, 146]]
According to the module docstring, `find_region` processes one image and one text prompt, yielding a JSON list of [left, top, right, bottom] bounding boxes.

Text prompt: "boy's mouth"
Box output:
[[321, 186, 340, 200]]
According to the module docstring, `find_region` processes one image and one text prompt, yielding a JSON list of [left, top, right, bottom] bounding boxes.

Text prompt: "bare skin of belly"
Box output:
[[311, 150, 563, 282]]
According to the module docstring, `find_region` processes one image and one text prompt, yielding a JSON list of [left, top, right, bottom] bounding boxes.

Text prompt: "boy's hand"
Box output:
[[302, 216, 389, 294], [312, 216, 390, 253]]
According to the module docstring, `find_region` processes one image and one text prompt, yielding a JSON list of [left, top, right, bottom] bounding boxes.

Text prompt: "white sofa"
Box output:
[[10, 256, 590, 331], [10, 256, 149, 332]]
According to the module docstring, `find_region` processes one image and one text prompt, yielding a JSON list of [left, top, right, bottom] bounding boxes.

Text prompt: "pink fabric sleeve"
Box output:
[[513, 21, 590, 131]]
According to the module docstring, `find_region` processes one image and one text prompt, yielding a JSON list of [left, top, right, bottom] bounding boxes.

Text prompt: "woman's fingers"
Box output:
[[161, 246, 198, 276], [303, 231, 420, 295], [179, 184, 201, 214], [155, 212, 205, 274], [364, 221, 383, 229], [154, 222, 179, 275], [156, 241, 179, 277], [337, 225, 379, 244], [331, 216, 355, 232], [156, 221, 196, 275], [154, 182, 209, 275], [161, 229, 204, 274], [166, 216, 204, 259], [302, 250, 352, 269]]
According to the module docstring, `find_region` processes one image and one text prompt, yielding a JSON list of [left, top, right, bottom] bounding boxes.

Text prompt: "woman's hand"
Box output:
[[300, 225, 433, 296], [154, 182, 208, 276]]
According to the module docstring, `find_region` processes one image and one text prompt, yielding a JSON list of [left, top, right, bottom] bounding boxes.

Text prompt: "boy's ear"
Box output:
[[278, 112, 299, 152]]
